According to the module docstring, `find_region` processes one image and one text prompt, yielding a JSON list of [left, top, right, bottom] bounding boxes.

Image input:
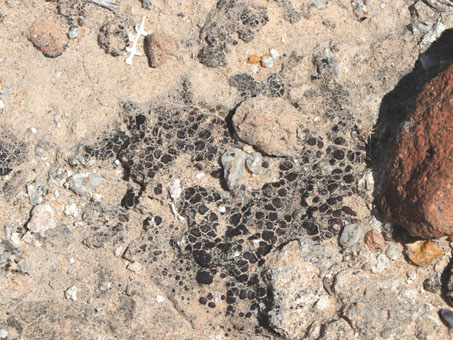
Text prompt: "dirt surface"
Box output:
[[0, 1, 453, 339]]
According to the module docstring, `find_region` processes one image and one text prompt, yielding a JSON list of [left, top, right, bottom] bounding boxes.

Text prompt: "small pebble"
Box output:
[[68, 26, 78, 39], [371, 253, 390, 274], [385, 243, 400, 260], [439, 308, 453, 328], [64, 285, 78, 301], [364, 229, 386, 252], [64, 203, 78, 217], [269, 48, 279, 58], [261, 56, 275, 68], [26, 178, 47, 206], [127, 261, 141, 273], [68, 173, 104, 196], [339, 224, 365, 249], [221, 148, 247, 190], [0, 99, 4, 110], [27, 204, 56, 236], [30, 127, 37, 134], [248, 55, 261, 63], [407, 268, 417, 281], [99, 281, 112, 291], [156, 295, 164, 303], [0, 329, 8, 339], [114, 246, 124, 257], [144, 33, 177, 68], [246, 152, 263, 174]]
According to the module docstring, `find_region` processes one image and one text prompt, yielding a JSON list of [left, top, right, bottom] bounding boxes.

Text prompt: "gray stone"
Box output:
[[439, 308, 453, 328], [68, 173, 104, 196], [68, 26, 78, 39], [245, 152, 262, 174], [221, 148, 247, 190], [26, 178, 47, 206], [339, 224, 366, 249]]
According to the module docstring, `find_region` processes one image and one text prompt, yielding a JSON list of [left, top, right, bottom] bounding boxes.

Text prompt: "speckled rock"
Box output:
[[333, 269, 444, 339], [262, 240, 336, 339], [144, 33, 177, 68], [233, 96, 302, 156], [381, 64, 453, 239], [27, 21, 67, 58]]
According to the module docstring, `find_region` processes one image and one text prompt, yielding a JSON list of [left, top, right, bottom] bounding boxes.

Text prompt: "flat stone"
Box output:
[[232, 96, 302, 157], [381, 64, 453, 239]]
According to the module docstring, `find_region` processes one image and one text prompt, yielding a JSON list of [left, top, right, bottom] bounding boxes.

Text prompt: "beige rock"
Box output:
[[263, 241, 336, 339], [26, 204, 56, 236], [233, 96, 302, 156]]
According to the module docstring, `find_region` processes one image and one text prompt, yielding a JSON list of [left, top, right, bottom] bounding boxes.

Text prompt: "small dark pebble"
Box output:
[[439, 308, 453, 328]]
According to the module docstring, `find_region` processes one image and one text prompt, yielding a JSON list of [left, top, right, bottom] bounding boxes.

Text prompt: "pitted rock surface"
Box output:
[[381, 64, 453, 239]]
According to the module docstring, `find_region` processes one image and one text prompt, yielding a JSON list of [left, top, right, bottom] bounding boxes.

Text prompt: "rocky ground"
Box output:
[[0, 0, 452, 339]]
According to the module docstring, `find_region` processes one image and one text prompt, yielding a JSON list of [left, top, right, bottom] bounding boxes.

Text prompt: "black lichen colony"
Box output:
[[75, 99, 366, 334], [0, 138, 26, 176], [198, 0, 269, 68]]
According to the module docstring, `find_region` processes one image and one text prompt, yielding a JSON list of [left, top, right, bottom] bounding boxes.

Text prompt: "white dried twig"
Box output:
[[126, 16, 149, 65], [86, 0, 118, 11]]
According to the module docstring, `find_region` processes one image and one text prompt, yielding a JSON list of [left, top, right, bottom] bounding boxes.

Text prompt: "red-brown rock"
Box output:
[[27, 21, 67, 58], [364, 230, 386, 252], [381, 64, 453, 239], [144, 33, 177, 68]]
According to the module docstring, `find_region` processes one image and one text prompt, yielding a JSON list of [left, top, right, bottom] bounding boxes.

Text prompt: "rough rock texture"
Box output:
[[334, 269, 444, 340], [27, 21, 67, 58], [262, 240, 336, 339], [381, 64, 453, 239], [144, 33, 177, 68], [233, 96, 303, 156]]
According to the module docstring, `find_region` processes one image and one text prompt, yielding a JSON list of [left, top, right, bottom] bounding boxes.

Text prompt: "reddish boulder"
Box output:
[[381, 64, 453, 239]]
